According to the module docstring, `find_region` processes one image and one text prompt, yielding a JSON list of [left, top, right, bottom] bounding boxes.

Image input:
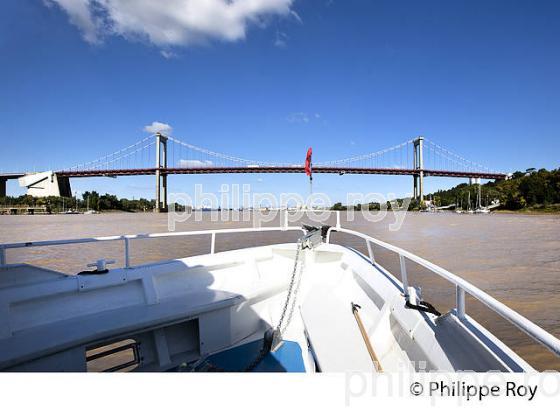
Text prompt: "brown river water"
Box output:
[[1, 211, 559, 371]]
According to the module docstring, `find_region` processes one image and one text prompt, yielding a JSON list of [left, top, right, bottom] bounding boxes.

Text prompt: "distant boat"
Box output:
[[455, 198, 464, 214], [473, 185, 496, 214], [467, 191, 473, 214]]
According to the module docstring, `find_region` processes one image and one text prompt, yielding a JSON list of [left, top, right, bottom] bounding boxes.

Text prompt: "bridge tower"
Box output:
[[413, 136, 424, 202], [155, 133, 168, 213]]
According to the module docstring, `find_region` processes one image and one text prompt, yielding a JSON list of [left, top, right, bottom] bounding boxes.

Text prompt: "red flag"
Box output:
[[305, 147, 312, 178]]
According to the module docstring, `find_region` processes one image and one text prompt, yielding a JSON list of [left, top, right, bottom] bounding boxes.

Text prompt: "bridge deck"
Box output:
[[56, 167, 507, 180], [0, 173, 26, 180]]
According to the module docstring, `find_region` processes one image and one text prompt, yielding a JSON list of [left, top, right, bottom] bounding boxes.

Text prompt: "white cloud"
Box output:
[[179, 159, 213, 168], [160, 50, 178, 59], [46, 0, 294, 47], [290, 10, 303, 24], [45, 0, 100, 44], [144, 121, 173, 134], [286, 112, 309, 123], [274, 30, 288, 47], [286, 112, 322, 124]]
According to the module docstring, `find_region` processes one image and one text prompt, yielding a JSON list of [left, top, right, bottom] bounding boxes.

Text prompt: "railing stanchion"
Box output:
[[456, 286, 466, 319], [366, 240, 375, 264], [0, 246, 6, 266], [399, 254, 409, 299], [210, 232, 216, 254], [336, 211, 341, 229], [124, 238, 130, 268]]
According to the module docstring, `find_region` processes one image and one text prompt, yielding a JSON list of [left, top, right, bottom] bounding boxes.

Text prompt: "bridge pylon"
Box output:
[[0, 178, 6, 197], [413, 136, 424, 202], [155, 133, 168, 213]]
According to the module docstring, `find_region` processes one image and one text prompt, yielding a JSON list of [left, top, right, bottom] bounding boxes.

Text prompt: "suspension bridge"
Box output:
[[1, 134, 508, 211]]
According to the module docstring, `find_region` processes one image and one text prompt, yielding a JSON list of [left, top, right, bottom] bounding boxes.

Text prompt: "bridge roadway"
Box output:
[[56, 167, 507, 180]]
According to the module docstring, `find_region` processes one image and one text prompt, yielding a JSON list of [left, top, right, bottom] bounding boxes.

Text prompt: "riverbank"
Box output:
[[494, 204, 560, 214]]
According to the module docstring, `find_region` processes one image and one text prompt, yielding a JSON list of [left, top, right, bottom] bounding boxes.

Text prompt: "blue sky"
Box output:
[[1, 0, 559, 202]]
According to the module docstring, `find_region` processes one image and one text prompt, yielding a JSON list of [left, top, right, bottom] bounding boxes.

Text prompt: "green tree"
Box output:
[[82, 191, 100, 211]]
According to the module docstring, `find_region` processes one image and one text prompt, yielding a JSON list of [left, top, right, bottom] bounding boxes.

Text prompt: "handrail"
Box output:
[[0, 226, 305, 269], [325, 223, 560, 358]]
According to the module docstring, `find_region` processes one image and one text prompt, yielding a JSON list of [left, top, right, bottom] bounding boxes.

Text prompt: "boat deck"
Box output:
[[201, 339, 305, 372]]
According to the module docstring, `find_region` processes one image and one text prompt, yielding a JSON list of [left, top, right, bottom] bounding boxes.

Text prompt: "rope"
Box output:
[[405, 300, 442, 317]]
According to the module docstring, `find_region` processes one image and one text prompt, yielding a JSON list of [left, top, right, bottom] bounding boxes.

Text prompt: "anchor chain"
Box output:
[[191, 239, 307, 372], [274, 239, 305, 343]]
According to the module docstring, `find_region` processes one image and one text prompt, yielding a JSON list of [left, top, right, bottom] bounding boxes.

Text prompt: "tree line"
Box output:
[[427, 168, 560, 210], [0, 191, 156, 213], [330, 168, 560, 212]]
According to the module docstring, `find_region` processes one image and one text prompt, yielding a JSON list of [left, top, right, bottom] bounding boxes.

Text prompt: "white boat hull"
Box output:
[[0, 241, 535, 372]]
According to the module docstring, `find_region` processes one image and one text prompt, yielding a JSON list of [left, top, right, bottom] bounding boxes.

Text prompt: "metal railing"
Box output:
[[325, 212, 560, 358], [0, 210, 559, 359], [0, 224, 304, 269]]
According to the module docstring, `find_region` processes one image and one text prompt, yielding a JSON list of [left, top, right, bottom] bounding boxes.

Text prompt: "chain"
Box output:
[[280, 242, 306, 336], [190, 239, 306, 372], [243, 342, 272, 372], [275, 239, 303, 335]]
